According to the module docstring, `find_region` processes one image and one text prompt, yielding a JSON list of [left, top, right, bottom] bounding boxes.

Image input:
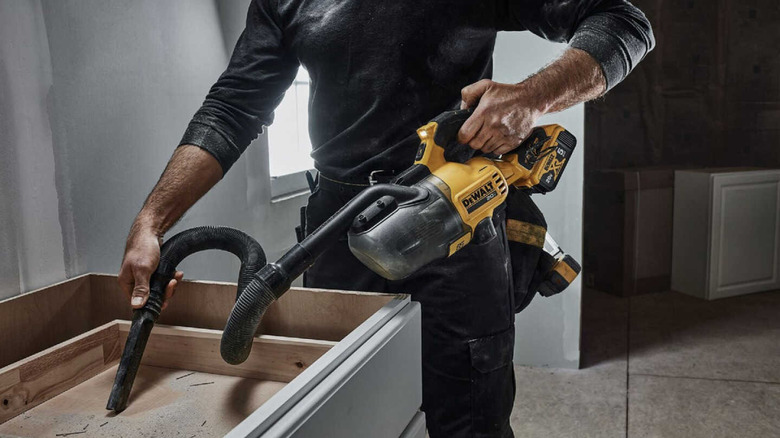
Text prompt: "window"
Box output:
[[268, 68, 315, 200]]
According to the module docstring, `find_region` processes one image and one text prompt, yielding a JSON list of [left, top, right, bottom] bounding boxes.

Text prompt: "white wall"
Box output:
[[493, 33, 584, 369], [0, 0, 306, 299], [0, 0, 67, 298]]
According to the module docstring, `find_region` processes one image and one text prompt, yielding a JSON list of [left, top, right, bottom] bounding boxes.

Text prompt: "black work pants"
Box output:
[[303, 178, 516, 438]]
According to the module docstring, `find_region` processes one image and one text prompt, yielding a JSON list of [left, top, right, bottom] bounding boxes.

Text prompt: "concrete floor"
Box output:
[[511, 288, 780, 438]]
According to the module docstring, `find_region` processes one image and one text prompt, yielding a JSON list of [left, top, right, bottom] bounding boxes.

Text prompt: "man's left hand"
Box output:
[[457, 79, 542, 155]]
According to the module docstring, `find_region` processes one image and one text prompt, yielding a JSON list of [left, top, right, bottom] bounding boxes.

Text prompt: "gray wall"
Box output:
[[0, 0, 67, 297], [0, 0, 305, 300], [493, 33, 584, 369]]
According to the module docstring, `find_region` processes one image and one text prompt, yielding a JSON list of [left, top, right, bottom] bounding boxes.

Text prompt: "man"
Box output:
[[119, 1, 654, 436]]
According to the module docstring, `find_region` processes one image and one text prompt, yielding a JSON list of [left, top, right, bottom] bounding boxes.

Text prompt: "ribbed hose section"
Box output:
[[220, 276, 276, 364], [155, 226, 265, 300]]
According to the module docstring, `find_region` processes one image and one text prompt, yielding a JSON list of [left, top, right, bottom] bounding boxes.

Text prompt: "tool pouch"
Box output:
[[295, 206, 306, 243], [506, 188, 582, 313], [505, 187, 548, 313], [534, 253, 581, 298], [295, 171, 319, 243]]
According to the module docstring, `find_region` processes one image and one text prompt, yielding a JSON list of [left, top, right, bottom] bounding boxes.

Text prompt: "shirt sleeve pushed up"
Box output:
[[179, 0, 299, 174], [496, 0, 655, 91]]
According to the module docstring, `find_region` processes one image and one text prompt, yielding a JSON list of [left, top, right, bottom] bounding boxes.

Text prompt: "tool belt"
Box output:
[[505, 187, 577, 313]]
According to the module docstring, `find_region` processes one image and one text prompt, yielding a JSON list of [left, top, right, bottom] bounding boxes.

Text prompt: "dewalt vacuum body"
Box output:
[[107, 109, 581, 412], [348, 109, 578, 281]]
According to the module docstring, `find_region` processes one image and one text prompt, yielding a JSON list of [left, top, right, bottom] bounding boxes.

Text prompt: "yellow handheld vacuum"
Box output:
[[348, 109, 578, 280]]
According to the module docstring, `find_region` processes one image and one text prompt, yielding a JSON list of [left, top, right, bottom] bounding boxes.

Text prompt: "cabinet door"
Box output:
[[710, 171, 780, 299]]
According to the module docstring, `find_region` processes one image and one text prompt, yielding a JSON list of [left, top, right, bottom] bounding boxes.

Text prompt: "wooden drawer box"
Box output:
[[0, 274, 423, 437]]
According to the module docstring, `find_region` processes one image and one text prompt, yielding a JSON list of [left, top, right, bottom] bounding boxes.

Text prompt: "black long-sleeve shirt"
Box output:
[[181, 0, 654, 180]]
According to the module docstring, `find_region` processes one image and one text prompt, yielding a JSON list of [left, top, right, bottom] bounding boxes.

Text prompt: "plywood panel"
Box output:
[[0, 365, 286, 438], [116, 322, 335, 382], [260, 288, 398, 341], [88, 274, 133, 327], [0, 274, 92, 368], [0, 320, 336, 433], [90, 274, 236, 330], [91, 274, 397, 341], [0, 322, 119, 423]]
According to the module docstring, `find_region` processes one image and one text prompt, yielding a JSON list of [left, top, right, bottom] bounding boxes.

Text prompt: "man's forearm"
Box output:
[[522, 47, 606, 115], [131, 145, 223, 238], [458, 48, 606, 154]]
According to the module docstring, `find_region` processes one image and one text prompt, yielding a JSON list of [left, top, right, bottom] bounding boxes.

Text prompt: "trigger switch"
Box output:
[[415, 142, 426, 161], [471, 217, 497, 245]]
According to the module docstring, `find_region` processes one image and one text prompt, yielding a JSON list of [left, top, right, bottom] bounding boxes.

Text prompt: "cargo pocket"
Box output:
[[302, 185, 324, 288], [469, 327, 515, 438], [505, 188, 547, 313]]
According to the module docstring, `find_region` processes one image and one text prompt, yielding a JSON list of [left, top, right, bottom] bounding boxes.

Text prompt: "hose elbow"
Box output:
[[220, 244, 314, 364]]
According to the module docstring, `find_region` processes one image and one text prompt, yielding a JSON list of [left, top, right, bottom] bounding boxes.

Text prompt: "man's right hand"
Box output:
[[118, 223, 183, 310], [117, 145, 222, 310]]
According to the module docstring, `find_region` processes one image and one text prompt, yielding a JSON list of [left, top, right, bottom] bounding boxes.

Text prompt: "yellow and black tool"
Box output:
[[537, 233, 581, 297], [347, 109, 579, 281]]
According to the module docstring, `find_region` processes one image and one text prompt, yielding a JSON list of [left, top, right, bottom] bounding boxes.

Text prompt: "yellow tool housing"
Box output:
[[413, 120, 574, 255]]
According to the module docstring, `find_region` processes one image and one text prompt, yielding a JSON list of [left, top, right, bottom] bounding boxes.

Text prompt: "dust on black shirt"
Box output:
[[181, 0, 654, 180]]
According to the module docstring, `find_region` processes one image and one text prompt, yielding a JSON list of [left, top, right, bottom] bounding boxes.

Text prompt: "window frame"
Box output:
[[270, 169, 316, 203], [268, 68, 314, 201]]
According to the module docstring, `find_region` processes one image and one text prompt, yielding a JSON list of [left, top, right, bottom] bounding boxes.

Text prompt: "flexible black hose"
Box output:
[[220, 184, 427, 364], [107, 226, 264, 412], [154, 226, 266, 301]]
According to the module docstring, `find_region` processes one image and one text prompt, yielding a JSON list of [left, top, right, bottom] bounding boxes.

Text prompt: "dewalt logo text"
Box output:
[[462, 181, 497, 213]]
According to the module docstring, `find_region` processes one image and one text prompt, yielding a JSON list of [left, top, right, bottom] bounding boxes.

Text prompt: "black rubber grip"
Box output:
[[431, 109, 477, 164]]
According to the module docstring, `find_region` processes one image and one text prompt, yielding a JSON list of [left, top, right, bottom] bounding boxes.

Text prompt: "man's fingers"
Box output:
[[470, 128, 493, 151], [458, 113, 484, 145], [161, 279, 177, 311], [494, 143, 515, 155], [167, 271, 183, 300], [481, 136, 502, 154], [118, 265, 134, 298], [130, 278, 150, 309], [161, 271, 184, 312], [460, 79, 492, 109], [164, 279, 177, 301], [130, 262, 156, 308]]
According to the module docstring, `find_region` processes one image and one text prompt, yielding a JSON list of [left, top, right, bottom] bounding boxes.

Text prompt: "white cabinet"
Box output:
[[672, 168, 780, 300]]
